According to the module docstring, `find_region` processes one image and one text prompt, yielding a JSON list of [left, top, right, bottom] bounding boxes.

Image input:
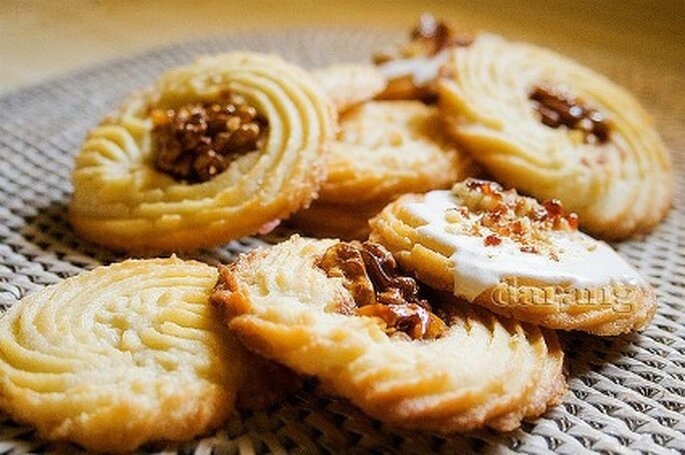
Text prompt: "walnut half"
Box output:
[[319, 241, 447, 340]]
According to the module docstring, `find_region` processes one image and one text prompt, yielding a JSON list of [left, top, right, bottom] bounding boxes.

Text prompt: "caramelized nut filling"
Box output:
[[447, 179, 579, 260], [529, 86, 609, 145], [151, 93, 268, 183], [409, 13, 475, 56], [374, 14, 473, 64], [319, 241, 447, 340]]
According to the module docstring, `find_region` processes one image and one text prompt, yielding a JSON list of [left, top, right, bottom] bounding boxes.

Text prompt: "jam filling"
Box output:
[[318, 241, 447, 340], [529, 86, 610, 145], [447, 179, 579, 260], [151, 93, 268, 183]]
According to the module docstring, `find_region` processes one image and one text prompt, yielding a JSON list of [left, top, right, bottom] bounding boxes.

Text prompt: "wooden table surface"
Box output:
[[1, 0, 683, 95]]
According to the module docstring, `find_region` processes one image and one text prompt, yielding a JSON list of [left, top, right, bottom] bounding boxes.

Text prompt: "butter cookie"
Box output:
[[438, 34, 672, 239], [370, 179, 657, 335], [291, 100, 477, 239], [0, 258, 296, 451], [212, 236, 565, 433], [288, 200, 386, 241], [69, 52, 335, 252]]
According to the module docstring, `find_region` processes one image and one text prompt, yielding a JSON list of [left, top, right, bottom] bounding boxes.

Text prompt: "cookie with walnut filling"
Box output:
[[69, 52, 335, 253], [438, 34, 672, 239], [211, 235, 565, 433], [370, 179, 657, 335]]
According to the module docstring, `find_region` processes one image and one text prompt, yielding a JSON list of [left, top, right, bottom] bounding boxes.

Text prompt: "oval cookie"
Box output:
[[0, 258, 296, 452], [290, 100, 477, 239], [438, 34, 673, 239], [69, 52, 335, 253], [320, 101, 475, 204], [212, 236, 565, 432], [288, 200, 387, 241], [370, 179, 657, 335]]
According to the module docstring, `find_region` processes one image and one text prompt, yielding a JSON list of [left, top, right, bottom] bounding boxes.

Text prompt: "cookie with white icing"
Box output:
[[438, 34, 673, 239], [370, 179, 657, 335], [374, 14, 473, 101], [212, 236, 565, 433]]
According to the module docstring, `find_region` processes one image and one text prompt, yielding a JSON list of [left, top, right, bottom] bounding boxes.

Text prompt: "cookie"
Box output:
[[312, 64, 387, 112], [287, 200, 386, 241], [212, 236, 565, 433], [69, 52, 335, 253], [0, 258, 297, 452], [290, 101, 477, 239], [370, 179, 657, 335], [374, 14, 473, 101], [438, 34, 673, 239]]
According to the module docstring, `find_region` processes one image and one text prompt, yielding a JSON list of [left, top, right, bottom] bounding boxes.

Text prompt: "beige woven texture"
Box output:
[[0, 30, 682, 454]]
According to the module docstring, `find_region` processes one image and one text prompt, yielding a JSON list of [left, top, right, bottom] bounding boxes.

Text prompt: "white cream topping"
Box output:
[[405, 190, 646, 301], [377, 51, 449, 87]]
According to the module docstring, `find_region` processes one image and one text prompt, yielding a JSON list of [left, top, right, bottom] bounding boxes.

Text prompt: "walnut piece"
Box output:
[[319, 241, 447, 340], [373, 13, 473, 63], [151, 93, 268, 183], [529, 86, 609, 145]]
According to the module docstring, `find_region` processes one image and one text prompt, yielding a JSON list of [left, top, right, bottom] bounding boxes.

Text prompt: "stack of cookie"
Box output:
[[287, 60, 480, 239], [289, 94, 478, 239], [0, 15, 672, 452]]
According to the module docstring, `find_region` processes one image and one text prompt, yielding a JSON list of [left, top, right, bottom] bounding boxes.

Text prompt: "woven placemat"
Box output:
[[0, 29, 683, 454]]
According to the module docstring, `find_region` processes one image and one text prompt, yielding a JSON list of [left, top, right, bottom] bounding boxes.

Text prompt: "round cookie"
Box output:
[[312, 64, 387, 112], [438, 34, 673, 239], [370, 179, 657, 336], [212, 236, 566, 433], [69, 52, 335, 253], [320, 101, 476, 204], [0, 258, 297, 452], [290, 100, 477, 239]]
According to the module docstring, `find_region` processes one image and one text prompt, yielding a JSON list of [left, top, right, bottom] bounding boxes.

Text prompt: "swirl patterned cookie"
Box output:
[[438, 34, 673, 239], [0, 258, 297, 452], [290, 100, 477, 239], [212, 236, 565, 433], [370, 179, 657, 335], [69, 52, 335, 253]]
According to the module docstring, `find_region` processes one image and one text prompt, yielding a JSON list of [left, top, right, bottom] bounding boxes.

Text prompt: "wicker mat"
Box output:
[[0, 29, 683, 454]]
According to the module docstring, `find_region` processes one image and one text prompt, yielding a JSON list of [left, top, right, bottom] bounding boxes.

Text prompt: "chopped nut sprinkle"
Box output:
[[151, 93, 268, 183], [529, 86, 610, 145], [447, 178, 580, 260], [319, 241, 447, 340]]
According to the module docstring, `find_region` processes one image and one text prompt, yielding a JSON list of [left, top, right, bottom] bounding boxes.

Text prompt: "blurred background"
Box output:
[[0, 0, 682, 94]]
